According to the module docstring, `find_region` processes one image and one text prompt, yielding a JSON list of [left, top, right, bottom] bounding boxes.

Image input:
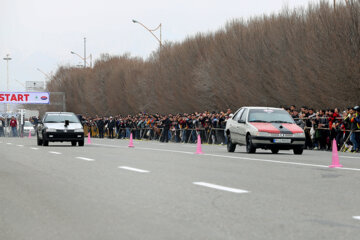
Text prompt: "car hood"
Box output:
[[249, 122, 303, 134], [44, 122, 83, 130]]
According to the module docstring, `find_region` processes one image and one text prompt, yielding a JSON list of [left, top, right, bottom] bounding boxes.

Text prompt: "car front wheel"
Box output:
[[246, 135, 256, 153], [227, 135, 236, 152], [37, 134, 43, 146], [293, 147, 303, 155], [271, 148, 279, 154], [78, 140, 84, 147]]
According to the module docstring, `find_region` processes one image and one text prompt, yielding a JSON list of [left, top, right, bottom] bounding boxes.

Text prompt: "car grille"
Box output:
[[47, 133, 82, 138], [56, 129, 75, 133]]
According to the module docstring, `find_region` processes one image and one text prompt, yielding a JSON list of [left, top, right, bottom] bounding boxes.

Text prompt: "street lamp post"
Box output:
[[70, 37, 92, 68], [71, 51, 92, 68], [3, 54, 12, 113], [37, 68, 51, 89], [84, 37, 86, 68], [132, 19, 162, 49]]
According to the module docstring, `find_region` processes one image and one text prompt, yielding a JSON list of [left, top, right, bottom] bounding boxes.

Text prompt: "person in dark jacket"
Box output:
[[108, 117, 116, 139], [160, 116, 171, 142], [96, 117, 105, 138], [0, 117, 5, 137]]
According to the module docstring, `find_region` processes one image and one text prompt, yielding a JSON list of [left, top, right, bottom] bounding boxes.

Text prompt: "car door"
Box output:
[[229, 108, 244, 142], [237, 108, 249, 145]]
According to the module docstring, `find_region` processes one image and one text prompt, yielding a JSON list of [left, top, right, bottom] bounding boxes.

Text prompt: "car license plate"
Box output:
[[273, 139, 291, 143]]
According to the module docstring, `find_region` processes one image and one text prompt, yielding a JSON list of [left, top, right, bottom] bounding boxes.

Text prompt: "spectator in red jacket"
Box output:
[[9, 116, 18, 137]]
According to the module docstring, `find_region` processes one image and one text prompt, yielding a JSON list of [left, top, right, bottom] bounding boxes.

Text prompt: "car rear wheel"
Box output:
[[71, 141, 77, 146], [271, 148, 279, 154], [227, 135, 236, 152], [246, 135, 256, 154], [78, 140, 84, 147], [293, 147, 303, 155]]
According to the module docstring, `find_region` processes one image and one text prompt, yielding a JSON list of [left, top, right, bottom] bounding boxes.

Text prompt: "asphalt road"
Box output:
[[1, 136, 360, 240]]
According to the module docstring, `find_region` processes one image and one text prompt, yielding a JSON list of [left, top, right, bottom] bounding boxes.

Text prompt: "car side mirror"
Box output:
[[65, 120, 70, 127], [238, 120, 245, 124], [38, 120, 43, 124], [229, 114, 234, 118]]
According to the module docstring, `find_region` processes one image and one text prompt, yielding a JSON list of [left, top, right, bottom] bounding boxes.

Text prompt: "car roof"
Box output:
[[241, 107, 284, 110], [45, 112, 76, 115]]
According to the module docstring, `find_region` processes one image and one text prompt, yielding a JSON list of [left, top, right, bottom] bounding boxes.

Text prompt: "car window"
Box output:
[[248, 109, 295, 123], [233, 109, 244, 121], [240, 108, 248, 122], [44, 114, 80, 123], [24, 122, 33, 127]]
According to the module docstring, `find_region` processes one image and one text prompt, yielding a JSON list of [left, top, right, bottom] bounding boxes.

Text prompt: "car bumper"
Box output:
[[250, 136, 305, 149], [44, 132, 84, 141]]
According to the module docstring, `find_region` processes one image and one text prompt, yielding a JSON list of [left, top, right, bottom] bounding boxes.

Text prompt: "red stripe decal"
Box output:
[[281, 123, 304, 133], [249, 123, 280, 133]]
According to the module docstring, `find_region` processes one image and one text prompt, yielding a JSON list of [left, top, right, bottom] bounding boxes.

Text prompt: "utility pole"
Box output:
[[3, 54, 12, 113], [84, 37, 86, 68]]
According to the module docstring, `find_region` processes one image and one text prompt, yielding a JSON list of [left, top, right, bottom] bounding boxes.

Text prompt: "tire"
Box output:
[[71, 141, 77, 146], [293, 147, 303, 155], [271, 148, 279, 154], [37, 134, 43, 146], [43, 139, 49, 146], [78, 140, 84, 147], [227, 135, 236, 152], [246, 135, 256, 154]]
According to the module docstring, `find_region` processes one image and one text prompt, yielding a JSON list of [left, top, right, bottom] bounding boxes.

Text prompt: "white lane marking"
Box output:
[[91, 143, 360, 172], [193, 182, 249, 194], [17, 145, 24, 147], [91, 143, 127, 148], [6, 143, 12, 145], [49, 151, 62, 155], [76, 157, 95, 161], [341, 156, 360, 159], [353, 216, 360, 220], [204, 153, 360, 172], [31, 147, 39, 150], [118, 166, 150, 173]]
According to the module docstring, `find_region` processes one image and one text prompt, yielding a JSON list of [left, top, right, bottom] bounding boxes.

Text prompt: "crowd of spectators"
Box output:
[[284, 105, 360, 152], [80, 109, 233, 145], [79, 105, 360, 153]]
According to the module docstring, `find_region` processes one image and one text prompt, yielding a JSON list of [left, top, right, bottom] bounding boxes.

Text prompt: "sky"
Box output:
[[0, 0, 327, 92]]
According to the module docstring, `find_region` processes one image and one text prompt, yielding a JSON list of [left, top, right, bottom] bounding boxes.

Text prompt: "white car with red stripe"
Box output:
[[225, 107, 305, 154]]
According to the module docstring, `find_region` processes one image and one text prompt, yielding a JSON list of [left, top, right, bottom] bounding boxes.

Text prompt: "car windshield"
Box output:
[[248, 109, 294, 123], [24, 121, 33, 127], [44, 114, 80, 123]]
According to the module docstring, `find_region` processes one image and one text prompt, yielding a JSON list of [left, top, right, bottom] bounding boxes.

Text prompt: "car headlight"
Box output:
[[74, 128, 84, 133], [45, 128, 57, 132], [256, 131, 271, 137], [294, 132, 305, 137]]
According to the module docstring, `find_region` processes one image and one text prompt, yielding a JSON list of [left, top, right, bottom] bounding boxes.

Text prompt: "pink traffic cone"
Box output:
[[128, 133, 134, 148], [329, 139, 342, 168], [195, 134, 203, 154], [28, 130, 32, 139], [87, 132, 92, 144]]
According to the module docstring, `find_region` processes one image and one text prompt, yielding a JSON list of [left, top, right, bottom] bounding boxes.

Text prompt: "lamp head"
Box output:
[[70, 51, 75, 54], [132, 19, 137, 23]]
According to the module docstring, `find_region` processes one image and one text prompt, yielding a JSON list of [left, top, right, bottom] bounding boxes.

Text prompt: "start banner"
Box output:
[[0, 92, 50, 104]]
